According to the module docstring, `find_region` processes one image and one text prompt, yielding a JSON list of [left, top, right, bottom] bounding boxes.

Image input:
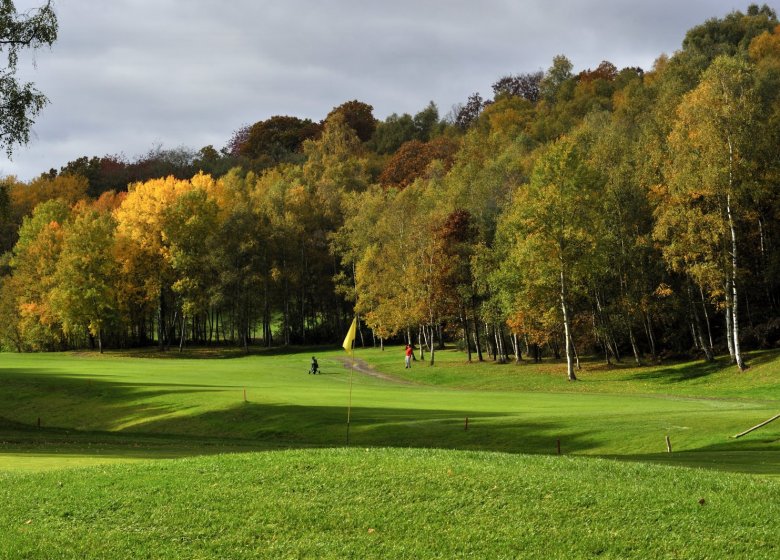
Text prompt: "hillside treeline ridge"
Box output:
[[1, 6, 779, 376]]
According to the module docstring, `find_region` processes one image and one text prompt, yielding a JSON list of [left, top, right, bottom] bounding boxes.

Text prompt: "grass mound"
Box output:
[[2, 448, 778, 559]]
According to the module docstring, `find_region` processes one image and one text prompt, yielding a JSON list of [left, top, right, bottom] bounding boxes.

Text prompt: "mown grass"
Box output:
[[1, 448, 778, 559], [1, 346, 778, 474], [1, 347, 779, 558], [370, 346, 780, 399]]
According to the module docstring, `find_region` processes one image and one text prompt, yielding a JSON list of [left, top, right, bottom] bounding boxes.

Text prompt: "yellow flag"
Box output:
[[342, 317, 357, 353]]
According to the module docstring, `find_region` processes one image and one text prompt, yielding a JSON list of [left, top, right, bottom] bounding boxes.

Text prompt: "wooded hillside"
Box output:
[[1, 6, 779, 374]]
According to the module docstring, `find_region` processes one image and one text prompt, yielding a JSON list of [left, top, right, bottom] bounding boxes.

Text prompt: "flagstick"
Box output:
[[341, 316, 358, 446], [346, 348, 354, 445]]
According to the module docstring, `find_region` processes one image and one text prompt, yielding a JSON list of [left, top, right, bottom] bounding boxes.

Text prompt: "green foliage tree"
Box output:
[[371, 112, 416, 155], [325, 100, 377, 142], [539, 55, 574, 103], [3, 6, 780, 359], [682, 4, 777, 60], [412, 101, 440, 141], [6, 198, 69, 350], [0, 0, 57, 155], [302, 113, 369, 225], [657, 55, 761, 370], [497, 133, 604, 380], [51, 204, 120, 352], [163, 183, 220, 350], [231, 116, 321, 163]]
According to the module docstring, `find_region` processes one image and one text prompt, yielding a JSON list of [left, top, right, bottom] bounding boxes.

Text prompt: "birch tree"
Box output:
[[498, 134, 603, 380], [658, 55, 759, 370]]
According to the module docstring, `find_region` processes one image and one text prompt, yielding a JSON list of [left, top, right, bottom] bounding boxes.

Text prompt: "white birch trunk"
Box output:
[[560, 264, 576, 381], [727, 192, 747, 370], [699, 286, 714, 352], [725, 285, 735, 362]]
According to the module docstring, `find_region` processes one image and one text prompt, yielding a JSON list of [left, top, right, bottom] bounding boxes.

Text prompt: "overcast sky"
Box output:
[[2, 0, 757, 180]]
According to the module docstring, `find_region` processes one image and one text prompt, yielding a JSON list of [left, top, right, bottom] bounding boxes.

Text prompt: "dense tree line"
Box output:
[[1, 6, 779, 375]]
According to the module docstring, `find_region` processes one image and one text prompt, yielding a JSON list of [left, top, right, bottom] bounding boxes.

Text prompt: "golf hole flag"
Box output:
[[342, 317, 357, 353]]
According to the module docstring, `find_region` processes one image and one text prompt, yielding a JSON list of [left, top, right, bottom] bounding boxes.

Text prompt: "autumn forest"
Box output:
[[1, 6, 780, 379]]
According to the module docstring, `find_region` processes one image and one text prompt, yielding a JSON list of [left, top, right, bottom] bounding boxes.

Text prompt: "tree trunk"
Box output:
[[493, 325, 504, 363], [512, 333, 521, 363], [461, 307, 472, 362], [690, 321, 700, 350], [484, 322, 494, 360], [689, 284, 714, 362], [493, 325, 502, 362], [627, 320, 641, 366], [594, 290, 619, 363], [500, 326, 510, 363], [758, 216, 776, 310], [699, 286, 714, 354], [421, 324, 430, 352], [570, 333, 581, 371], [429, 325, 435, 366], [726, 154, 746, 370], [643, 310, 657, 362], [263, 268, 271, 347], [472, 310, 484, 362], [591, 307, 609, 365], [158, 289, 166, 349], [610, 332, 621, 363], [167, 308, 177, 352], [179, 313, 186, 353], [560, 265, 576, 381], [550, 340, 561, 360]]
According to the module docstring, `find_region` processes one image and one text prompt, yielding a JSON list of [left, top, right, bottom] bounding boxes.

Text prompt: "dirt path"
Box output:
[[333, 357, 417, 386]]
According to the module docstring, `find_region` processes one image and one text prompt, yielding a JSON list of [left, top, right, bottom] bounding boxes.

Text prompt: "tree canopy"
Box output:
[[0, 0, 57, 155], [1, 5, 779, 376]]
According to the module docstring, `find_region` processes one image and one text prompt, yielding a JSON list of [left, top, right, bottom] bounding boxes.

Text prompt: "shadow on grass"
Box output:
[[615, 434, 780, 476], [106, 344, 341, 360], [740, 349, 780, 369], [0, 367, 595, 460], [2, 365, 778, 474], [627, 357, 730, 383], [612, 349, 780, 385]]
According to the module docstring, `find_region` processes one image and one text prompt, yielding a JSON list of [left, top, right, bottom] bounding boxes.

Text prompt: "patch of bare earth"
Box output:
[[334, 357, 417, 385]]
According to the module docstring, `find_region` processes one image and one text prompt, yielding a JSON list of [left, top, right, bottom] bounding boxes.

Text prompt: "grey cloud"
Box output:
[[0, 0, 759, 180]]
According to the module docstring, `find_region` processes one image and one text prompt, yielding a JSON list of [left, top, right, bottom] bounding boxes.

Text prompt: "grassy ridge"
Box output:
[[2, 448, 778, 559], [1, 347, 779, 473]]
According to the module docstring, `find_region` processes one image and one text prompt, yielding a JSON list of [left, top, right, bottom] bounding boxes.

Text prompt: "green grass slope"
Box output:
[[0, 347, 778, 473], [2, 448, 778, 559]]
